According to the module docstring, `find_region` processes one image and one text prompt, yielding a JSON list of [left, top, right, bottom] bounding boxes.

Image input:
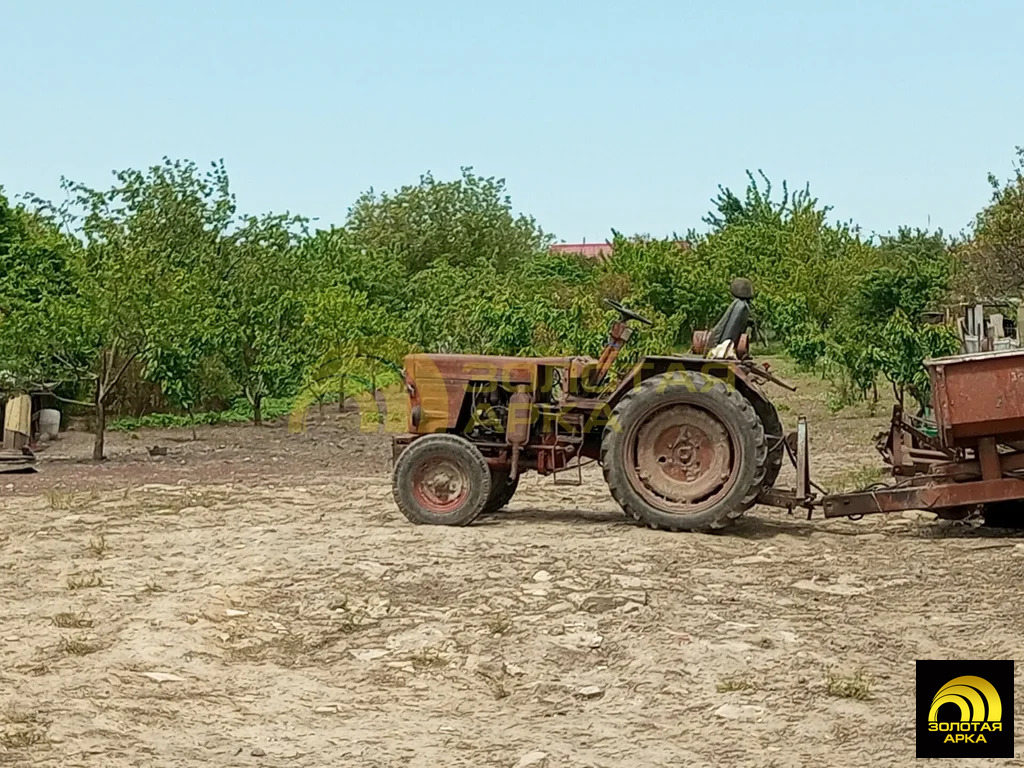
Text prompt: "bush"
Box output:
[[108, 398, 296, 431]]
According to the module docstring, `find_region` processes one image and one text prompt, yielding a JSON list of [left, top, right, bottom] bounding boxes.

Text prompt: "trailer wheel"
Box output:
[[934, 505, 974, 521], [982, 501, 1024, 528], [601, 370, 766, 532], [483, 469, 519, 513], [392, 434, 492, 526]]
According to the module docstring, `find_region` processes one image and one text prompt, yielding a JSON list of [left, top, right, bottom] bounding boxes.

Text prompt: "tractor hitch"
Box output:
[[756, 416, 820, 517]]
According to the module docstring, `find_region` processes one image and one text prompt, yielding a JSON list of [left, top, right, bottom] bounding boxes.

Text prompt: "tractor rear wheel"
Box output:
[[743, 398, 784, 508], [483, 469, 519, 513], [392, 434, 492, 526], [601, 371, 766, 532]]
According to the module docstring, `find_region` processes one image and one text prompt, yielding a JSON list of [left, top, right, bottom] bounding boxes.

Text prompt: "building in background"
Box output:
[[550, 239, 690, 262], [954, 299, 1022, 353]]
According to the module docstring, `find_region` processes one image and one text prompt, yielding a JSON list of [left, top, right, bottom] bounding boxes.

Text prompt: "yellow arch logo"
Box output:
[[929, 676, 1002, 723]]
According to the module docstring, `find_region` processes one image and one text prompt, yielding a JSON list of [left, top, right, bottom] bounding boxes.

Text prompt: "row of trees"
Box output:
[[2, 151, 1023, 458]]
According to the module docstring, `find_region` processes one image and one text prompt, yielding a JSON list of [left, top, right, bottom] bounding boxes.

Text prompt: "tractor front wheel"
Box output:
[[601, 371, 766, 532], [392, 434, 492, 526]]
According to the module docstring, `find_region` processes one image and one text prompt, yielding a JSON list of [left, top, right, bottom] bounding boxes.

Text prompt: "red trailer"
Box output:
[[768, 349, 1024, 522]]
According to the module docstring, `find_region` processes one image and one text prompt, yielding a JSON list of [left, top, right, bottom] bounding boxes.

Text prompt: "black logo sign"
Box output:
[[916, 660, 1014, 758]]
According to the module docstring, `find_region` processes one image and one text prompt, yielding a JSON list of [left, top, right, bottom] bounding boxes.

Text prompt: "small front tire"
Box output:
[[392, 434, 492, 526]]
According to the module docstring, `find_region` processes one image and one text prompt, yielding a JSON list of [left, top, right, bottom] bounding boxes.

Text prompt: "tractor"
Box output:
[[390, 279, 791, 532]]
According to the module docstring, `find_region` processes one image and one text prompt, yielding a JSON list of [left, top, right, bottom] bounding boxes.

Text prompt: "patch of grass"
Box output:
[[45, 489, 75, 510], [488, 680, 510, 700], [0, 724, 47, 749], [66, 572, 104, 590], [223, 630, 339, 664], [87, 535, 108, 558], [1, 704, 41, 725], [45, 489, 97, 510], [827, 670, 873, 700], [827, 464, 887, 493], [717, 674, 755, 693], [485, 611, 512, 636], [52, 612, 94, 629], [108, 396, 297, 431], [351, 384, 408, 433], [58, 636, 102, 656], [409, 647, 448, 670]]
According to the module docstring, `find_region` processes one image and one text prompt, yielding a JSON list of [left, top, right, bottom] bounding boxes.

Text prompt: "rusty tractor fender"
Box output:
[[604, 355, 785, 483], [607, 355, 775, 416]]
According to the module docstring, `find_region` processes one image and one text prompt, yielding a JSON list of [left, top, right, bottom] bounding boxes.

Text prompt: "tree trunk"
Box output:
[[374, 389, 387, 433], [253, 394, 263, 426], [338, 374, 346, 413], [892, 381, 904, 408], [93, 394, 106, 461]]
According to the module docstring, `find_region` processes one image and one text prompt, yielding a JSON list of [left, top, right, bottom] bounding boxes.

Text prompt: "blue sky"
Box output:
[[4, 0, 1023, 241]]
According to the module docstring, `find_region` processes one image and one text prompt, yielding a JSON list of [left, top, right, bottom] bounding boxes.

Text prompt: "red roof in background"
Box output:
[[550, 240, 690, 260], [549, 242, 614, 258]]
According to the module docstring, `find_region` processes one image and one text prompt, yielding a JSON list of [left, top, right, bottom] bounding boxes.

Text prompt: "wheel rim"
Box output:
[[626, 404, 738, 513], [412, 457, 469, 513]]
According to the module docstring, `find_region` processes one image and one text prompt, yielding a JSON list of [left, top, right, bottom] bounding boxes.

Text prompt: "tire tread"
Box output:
[[600, 371, 767, 532]]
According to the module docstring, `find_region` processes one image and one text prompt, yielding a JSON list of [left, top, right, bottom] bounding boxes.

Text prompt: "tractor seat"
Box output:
[[708, 298, 750, 348]]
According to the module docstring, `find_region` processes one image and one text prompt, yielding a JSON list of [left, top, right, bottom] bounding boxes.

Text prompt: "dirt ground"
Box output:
[[4, 367, 1024, 767]]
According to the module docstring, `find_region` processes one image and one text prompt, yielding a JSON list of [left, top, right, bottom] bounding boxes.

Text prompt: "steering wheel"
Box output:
[[603, 298, 653, 326]]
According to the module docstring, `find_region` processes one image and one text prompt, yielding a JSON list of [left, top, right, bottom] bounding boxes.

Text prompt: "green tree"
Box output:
[[300, 284, 385, 411], [0, 189, 78, 404], [0, 188, 75, 312], [345, 167, 552, 273], [959, 146, 1024, 296], [213, 213, 310, 425], [872, 310, 959, 408], [702, 170, 807, 231], [824, 229, 957, 408], [2, 160, 233, 459], [690, 171, 877, 349]]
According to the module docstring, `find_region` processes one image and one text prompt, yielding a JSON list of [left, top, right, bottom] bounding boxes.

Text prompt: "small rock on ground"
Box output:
[[513, 751, 549, 768]]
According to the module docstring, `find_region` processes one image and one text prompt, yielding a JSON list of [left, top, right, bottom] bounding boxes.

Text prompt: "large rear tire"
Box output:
[[483, 469, 519, 513], [744, 398, 784, 508], [601, 370, 766, 532], [392, 434, 492, 526]]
